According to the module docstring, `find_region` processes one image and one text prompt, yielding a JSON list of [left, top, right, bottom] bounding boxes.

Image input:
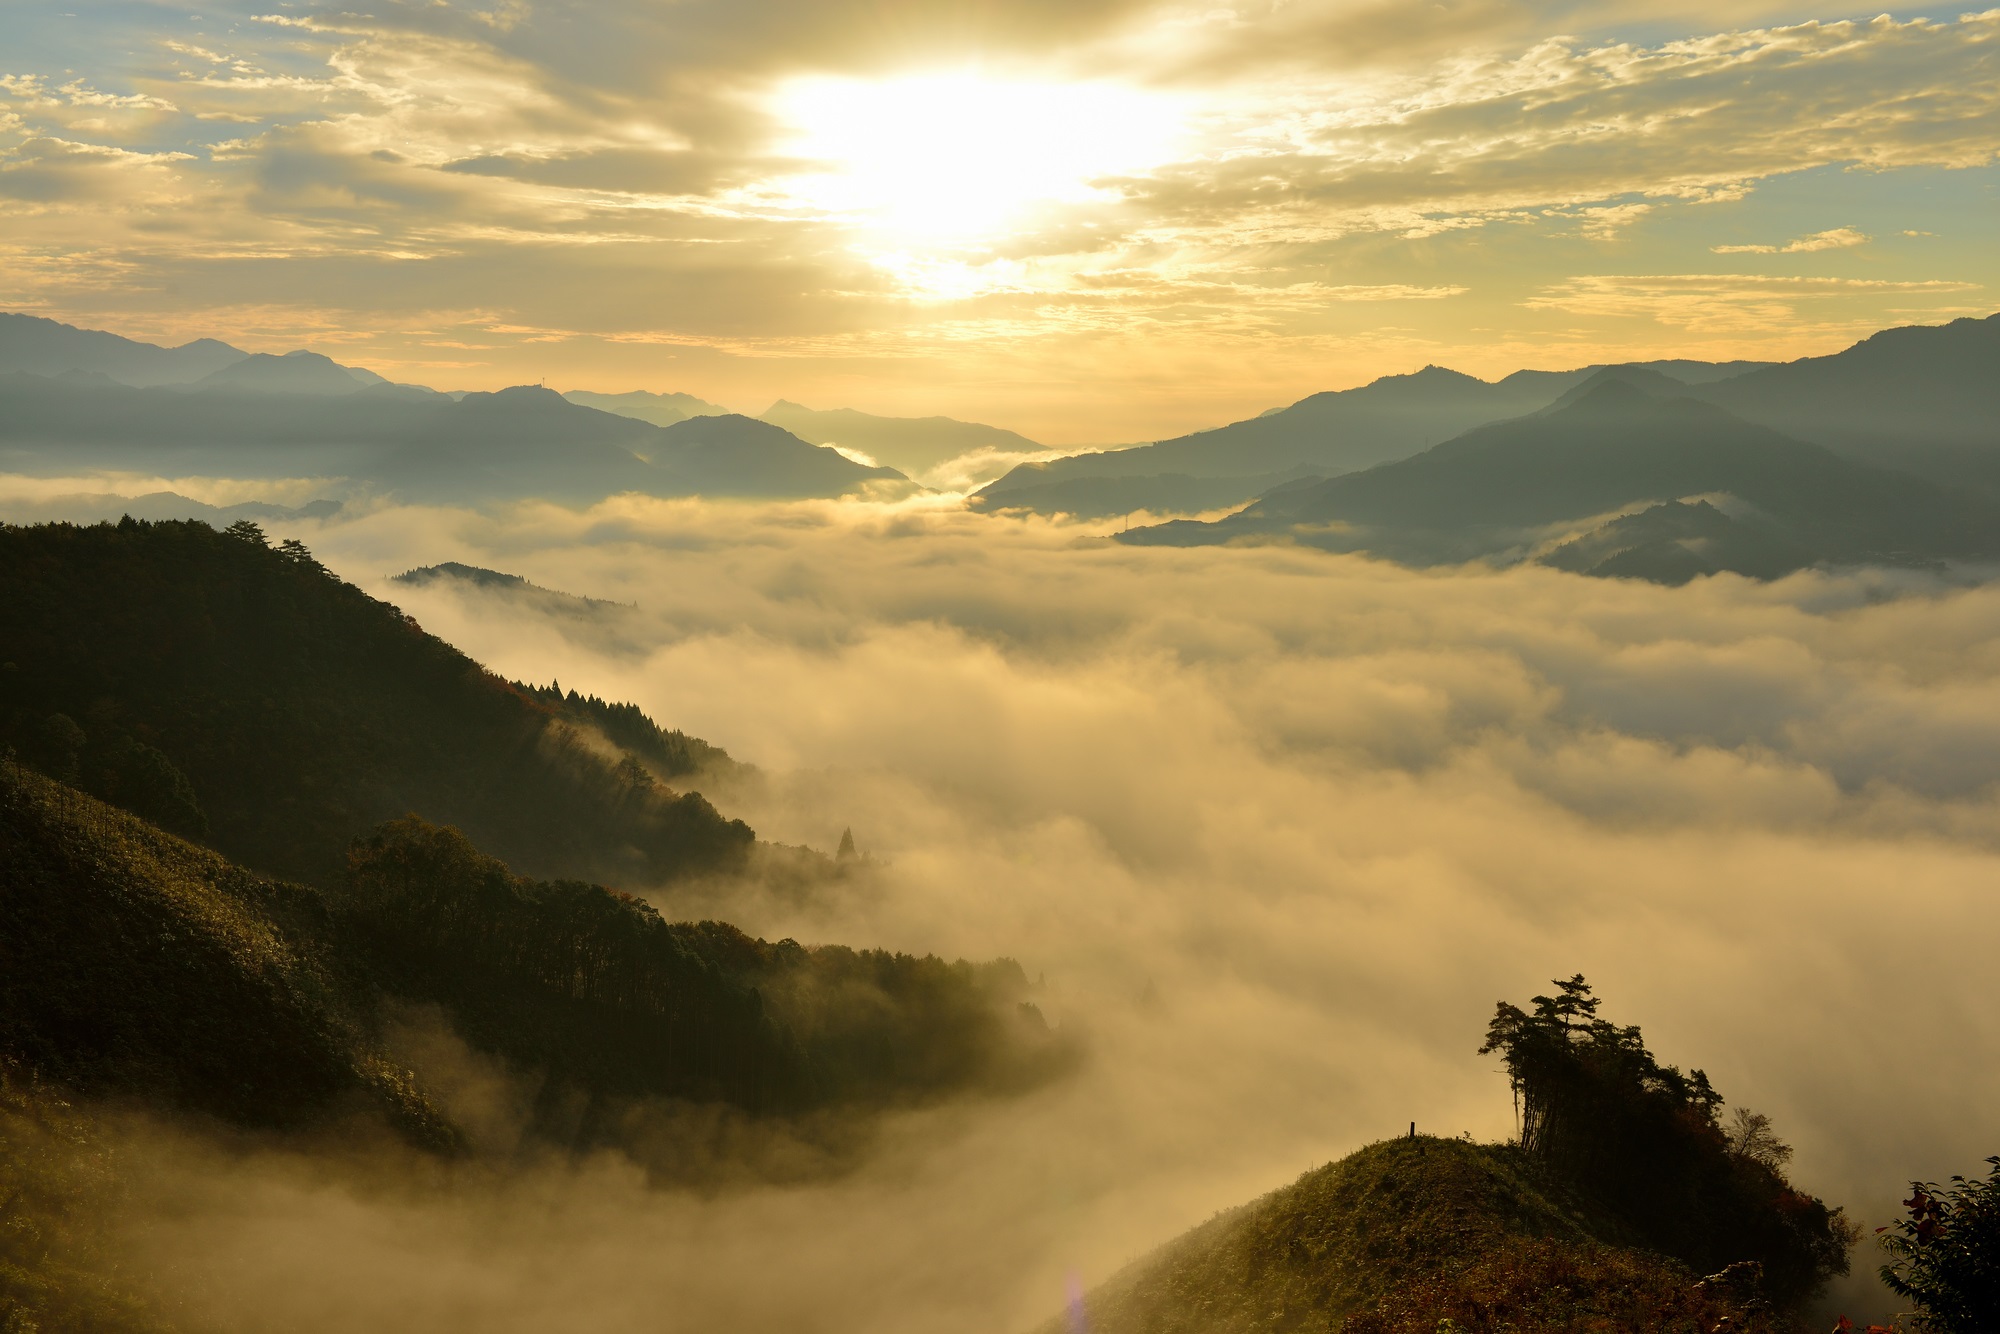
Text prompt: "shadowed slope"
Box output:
[[0, 762, 450, 1141], [0, 518, 752, 888]]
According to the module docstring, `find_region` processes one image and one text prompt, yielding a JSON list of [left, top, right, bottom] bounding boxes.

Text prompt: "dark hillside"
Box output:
[[346, 818, 1071, 1123], [1, 764, 1073, 1155], [0, 762, 449, 1141], [0, 518, 751, 888]]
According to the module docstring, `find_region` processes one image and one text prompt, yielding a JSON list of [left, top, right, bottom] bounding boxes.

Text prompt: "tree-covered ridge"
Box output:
[[346, 818, 1070, 1120], [0, 517, 749, 888], [1, 756, 1068, 1135], [1480, 975, 1854, 1310], [520, 682, 734, 781]]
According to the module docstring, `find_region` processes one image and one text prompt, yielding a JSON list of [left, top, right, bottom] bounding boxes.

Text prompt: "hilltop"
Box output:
[[1058, 978, 1854, 1333], [1065, 1137, 1766, 1334]]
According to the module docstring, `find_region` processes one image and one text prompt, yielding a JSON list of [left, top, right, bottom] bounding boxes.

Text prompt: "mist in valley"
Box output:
[[22, 489, 1986, 1331]]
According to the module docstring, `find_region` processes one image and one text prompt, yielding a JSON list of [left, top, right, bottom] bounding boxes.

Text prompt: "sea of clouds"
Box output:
[[16, 487, 2000, 1329]]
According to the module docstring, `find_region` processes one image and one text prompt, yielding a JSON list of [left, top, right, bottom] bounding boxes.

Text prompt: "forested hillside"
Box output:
[[0, 518, 750, 888], [1, 762, 1070, 1134]]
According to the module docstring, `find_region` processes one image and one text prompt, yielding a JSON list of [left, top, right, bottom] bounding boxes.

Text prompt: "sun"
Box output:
[[772, 72, 1184, 242]]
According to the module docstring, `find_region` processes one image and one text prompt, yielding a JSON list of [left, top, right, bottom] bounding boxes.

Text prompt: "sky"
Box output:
[[2, 0, 1996, 441]]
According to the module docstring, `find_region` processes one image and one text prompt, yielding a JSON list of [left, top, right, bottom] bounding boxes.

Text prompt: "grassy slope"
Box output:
[[1069, 1137, 1781, 1334]]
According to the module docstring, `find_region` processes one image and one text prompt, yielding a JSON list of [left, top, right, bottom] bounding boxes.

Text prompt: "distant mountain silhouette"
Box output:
[[1691, 312, 2000, 485], [651, 412, 909, 495], [761, 400, 1043, 474], [1540, 498, 1818, 584], [0, 311, 246, 385], [564, 387, 729, 426], [0, 375, 902, 503], [1495, 356, 1775, 401], [188, 349, 380, 395], [969, 469, 1314, 521], [392, 561, 634, 620], [1121, 373, 2000, 578], [976, 359, 1768, 519], [0, 488, 339, 529]]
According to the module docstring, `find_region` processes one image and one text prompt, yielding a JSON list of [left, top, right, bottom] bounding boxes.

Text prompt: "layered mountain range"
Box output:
[[0, 315, 905, 504], [6, 309, 1998, 583], [1097, 314, 2000, 581]]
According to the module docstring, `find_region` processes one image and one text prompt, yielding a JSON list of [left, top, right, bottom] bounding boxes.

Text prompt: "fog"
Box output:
[[21, 489, 2000, 1328]]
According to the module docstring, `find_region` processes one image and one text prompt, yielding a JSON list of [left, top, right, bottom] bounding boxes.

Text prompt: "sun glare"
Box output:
[[774, 73, 1184, 242]]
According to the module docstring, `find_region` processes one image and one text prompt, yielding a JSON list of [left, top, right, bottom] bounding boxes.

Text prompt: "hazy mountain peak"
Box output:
[[0, 310, 248, 386], [194, 349, 369, 395], [562, 387, 730, 428], [1544, 364, 1690, 413], [469, 384, 570, 407]]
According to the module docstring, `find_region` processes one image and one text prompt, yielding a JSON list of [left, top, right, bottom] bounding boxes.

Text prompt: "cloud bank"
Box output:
[[47, 492, 1991, 1330]]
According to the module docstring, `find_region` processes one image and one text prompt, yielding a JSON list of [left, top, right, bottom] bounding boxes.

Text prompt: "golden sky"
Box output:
[[3, 0, 1996, 441]]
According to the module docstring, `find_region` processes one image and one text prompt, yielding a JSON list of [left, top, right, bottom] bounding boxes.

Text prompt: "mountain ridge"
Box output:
[[1117, 370, 2000, 578]]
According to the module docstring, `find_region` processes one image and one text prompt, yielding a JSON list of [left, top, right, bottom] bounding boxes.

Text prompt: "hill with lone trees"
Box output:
[[1060, 977, 1855, 1334]]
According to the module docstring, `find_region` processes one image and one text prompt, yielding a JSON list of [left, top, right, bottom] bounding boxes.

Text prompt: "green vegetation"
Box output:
[[0, 517, 750, 888], [1066, 977, 1852, 1334], [1877, 1157, 2000, 1333], [0, 1060, 176, 1334]]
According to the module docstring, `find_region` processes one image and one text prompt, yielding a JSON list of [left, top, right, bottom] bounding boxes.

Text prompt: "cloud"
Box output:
[[0, 136, 194, 204], [1713, 226, 1870, 254], [1523, 272, 1982, 332]]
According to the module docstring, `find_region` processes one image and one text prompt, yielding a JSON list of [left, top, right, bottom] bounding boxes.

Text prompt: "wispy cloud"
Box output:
[[1524, 272, 1982, 332], [1713, 226, 1870, 254]]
